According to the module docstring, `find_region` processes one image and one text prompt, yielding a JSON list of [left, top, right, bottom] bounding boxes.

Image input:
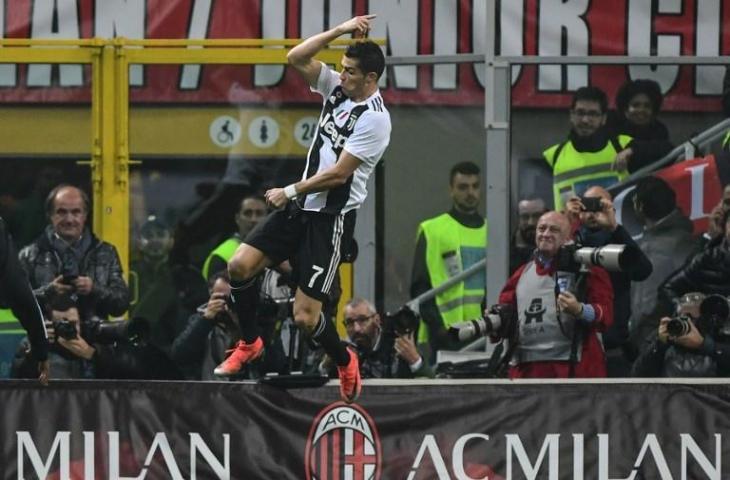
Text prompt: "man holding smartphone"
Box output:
[[565, 186, 652, 376]]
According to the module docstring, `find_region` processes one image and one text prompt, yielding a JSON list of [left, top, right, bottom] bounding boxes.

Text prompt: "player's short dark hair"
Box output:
[[450, 161, 480, 184], [345, 40, 385, 79], [634, 176, 676, 221], [45, 184, 90, 217], [616, 79, 663, 115], [571, 86, 608, 113]]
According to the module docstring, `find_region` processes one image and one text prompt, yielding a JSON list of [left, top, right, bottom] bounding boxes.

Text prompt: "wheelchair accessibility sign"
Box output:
[[209, 115, 242, 148]]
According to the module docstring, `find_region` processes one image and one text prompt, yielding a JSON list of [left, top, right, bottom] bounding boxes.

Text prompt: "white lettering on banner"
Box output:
[[695, 0, 723, 95], [17, 431, 230, 479], [472, 0, 525, 88], [369, 0, 419, 89], [506, 433, 560, 479], [452, 434, 490, 480], [573, 434, 585, 480], [627, 0, 680, 94], [95, 0, 145, 86], [407, 434, 451, 480], [686, 162, 710, 220], [179, 0, 213, 90], [680, 434, 721, 480], [28, 0, 83, 87], [254, 0, 286, 88], [433, 0, 457, 90], [17, 431, 71, 479], [405, 432, 722, 479], [0, 2, 15, 87], [537, 0, 589, 92]]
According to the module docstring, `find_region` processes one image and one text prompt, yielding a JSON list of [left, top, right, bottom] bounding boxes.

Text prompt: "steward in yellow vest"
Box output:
[[202, 196, 267, 281], [410, 161, 487, 358], [543, 86, 632, 211]]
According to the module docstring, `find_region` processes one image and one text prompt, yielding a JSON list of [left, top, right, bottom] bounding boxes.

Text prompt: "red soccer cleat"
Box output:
[[213, 337, 264, 377], [337, 348, 362, 403]]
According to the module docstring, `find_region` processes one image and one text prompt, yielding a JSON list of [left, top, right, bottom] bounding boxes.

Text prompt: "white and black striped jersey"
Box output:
[[300, 62, 391, 214]]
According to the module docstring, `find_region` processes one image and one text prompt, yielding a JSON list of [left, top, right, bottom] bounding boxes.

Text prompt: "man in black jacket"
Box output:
[[18, 184, 129, 322], [0, 217, 49, 384], [565, 186, 653, 376]]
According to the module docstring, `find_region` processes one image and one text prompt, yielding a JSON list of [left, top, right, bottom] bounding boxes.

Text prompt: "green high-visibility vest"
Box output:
[[543, 134, 632, 211], [723, 131, 730, 149], [0, 309, 23, 334], [202, 237, 240, 280], [417, 213, 487, 343]]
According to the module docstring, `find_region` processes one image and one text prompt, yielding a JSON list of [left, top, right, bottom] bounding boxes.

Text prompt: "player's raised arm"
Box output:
[[287, 14, 376, 88]]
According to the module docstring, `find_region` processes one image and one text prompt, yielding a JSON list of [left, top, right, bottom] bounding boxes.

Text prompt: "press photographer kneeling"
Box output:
[[632, 293, 730, 377], [13, 297, 181, 380], [318, 298, 433, 379]]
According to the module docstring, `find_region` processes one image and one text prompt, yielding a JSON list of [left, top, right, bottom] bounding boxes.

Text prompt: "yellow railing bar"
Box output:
[[0, 37, 385, 48], [0, 49, 95, 63], [123, 48, 343, 65]]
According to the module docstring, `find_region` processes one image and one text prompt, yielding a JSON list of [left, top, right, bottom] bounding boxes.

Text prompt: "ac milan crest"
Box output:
[[305, 402, 382, 480]]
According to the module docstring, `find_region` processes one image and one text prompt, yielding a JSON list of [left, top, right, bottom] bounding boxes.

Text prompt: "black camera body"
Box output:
[[667, 295, 730, 339], [60, 252, 80, 284], [579, 196, 603, 212], [383, 306, 420, 337], [53, 319, 77, 340]]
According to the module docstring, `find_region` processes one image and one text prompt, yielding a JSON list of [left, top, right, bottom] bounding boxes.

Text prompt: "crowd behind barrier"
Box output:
[[1, 72, 730, 385]]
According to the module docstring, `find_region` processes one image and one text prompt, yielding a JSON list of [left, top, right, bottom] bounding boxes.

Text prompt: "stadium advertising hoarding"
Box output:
[[0, 0, 727, 109], [4, 380, 730, 479]]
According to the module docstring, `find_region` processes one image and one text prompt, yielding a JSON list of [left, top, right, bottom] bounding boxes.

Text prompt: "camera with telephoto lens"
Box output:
[[555, 243, 637, 273], [448, 304, 515, 342], [82, 317, 150, 345], [53, 319, 77, 340], [383, 306, 420, 337]]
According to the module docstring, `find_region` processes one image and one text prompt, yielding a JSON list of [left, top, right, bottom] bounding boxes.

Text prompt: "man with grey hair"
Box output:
[[492, 211, 614, 378]]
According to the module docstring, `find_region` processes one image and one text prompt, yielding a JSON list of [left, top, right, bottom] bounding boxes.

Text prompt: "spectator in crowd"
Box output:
[[13, 300, 181, 380], [700, 184, 730, 248], [629, 176, 698, 351], [632, 292, 730, 377], [659, 209, 730, 310], [510, 197, 547, 274], [318, 297, 433, 379], [171, 271, 241, 380], [129, 215, 207, 355], [609, 79, 673, 173], [202, 195, 268, 281], [0, 216, 49, 384], [564, 186, 652, 376], [410, 161, 486, 360], [543, 86, 632, 210], [18, 185, 129, 322], [493, 211, 613, 378]]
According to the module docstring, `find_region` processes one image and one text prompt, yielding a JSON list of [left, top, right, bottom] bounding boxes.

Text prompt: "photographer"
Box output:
[[632, 293, 730, 377], [319, 298, 433, 379], [18, 185, 129, 322], [565, 186, 652, 376], [13, 301, 181, 379], [493, 211, 613, 378]]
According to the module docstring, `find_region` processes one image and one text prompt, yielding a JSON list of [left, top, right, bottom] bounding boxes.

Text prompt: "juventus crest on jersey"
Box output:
[[300, 63, 392, 214]]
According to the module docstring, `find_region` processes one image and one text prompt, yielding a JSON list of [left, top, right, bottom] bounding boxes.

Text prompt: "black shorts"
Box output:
[[244, 203, 356, 303]]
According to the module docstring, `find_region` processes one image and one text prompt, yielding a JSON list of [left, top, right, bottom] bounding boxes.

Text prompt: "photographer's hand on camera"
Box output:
[[557, 291, 584, 317], [658, 316, 704, 350], [202, 293, 228, 322], [71, 276, 94, 296], [50, 275, 75, 296], [57, 333, 96, 360], [394, 332, 422, 368]]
